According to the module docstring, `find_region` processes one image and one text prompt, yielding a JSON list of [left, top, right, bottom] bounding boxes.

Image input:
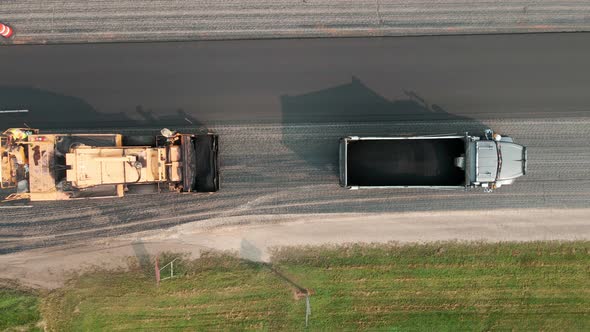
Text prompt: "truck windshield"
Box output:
[[496, 143, 502, 180], [475, 141, 498, 182]]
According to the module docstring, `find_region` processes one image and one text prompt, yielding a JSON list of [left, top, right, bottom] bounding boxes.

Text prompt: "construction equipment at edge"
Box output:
[[1, 128, 219, 201]]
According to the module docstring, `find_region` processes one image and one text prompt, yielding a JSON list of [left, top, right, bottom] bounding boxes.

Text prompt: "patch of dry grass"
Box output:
[[40, 242, 590, 331]]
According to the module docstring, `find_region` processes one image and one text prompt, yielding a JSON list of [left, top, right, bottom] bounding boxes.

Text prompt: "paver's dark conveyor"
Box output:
[[191, 134, 219, 193]]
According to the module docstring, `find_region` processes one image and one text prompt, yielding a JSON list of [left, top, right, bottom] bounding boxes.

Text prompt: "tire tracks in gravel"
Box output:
[[1, 119, 589, 253]]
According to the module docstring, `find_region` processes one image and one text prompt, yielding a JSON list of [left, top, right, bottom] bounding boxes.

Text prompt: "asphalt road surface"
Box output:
[[1, 33, 589, 254]]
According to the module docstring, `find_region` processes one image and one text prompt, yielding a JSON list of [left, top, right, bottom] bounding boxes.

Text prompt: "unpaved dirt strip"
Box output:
[[1, 118, 589, 255], [0, 208, 588, 289], [1, 1, 590, 45]]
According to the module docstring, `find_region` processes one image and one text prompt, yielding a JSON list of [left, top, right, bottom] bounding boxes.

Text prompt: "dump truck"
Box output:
[[339, 130, 527, 192], [1, 128, 219, 201]]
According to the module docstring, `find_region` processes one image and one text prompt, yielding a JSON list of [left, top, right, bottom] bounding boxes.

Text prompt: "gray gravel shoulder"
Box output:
[[1, 118, 590, 255], [1, 1, 590, 45]]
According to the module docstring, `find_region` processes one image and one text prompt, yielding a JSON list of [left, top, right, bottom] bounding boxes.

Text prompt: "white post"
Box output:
[[305, 294, 311, 327]]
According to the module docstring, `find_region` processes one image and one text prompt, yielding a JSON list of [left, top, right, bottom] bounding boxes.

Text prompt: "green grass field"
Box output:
[[40, 242, 590, 331], [0, 287, 41, 331]]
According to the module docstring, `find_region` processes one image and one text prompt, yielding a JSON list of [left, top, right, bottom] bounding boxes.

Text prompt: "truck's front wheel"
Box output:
[[122, 135, 157, 146]]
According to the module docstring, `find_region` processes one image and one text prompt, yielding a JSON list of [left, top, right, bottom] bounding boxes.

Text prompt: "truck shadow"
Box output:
[[281, 77, 488, 173], [0, 86, 205, 129]]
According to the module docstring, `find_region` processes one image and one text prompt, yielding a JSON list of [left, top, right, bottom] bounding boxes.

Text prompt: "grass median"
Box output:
[[41, 241, 590, 330]]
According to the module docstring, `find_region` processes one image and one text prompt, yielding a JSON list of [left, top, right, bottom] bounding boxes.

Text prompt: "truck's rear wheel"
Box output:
[[126, 184, 160, 195], [122, 135, 156, 146]]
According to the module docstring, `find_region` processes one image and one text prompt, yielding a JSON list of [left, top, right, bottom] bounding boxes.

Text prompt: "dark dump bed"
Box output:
[[346, 138, 465, 186]]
